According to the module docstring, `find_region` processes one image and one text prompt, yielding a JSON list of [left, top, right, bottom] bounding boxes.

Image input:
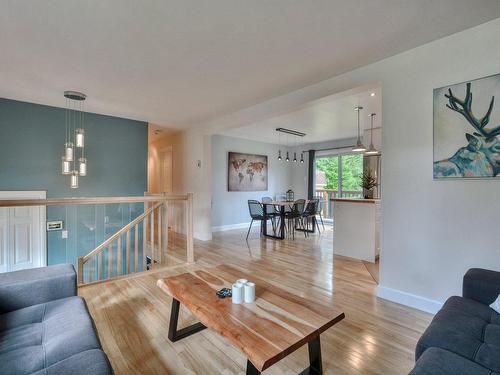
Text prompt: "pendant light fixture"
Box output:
[[365, 113, 379, 155], [276, 128, 306, 165], [61, 91, 87, 188], [352, 106, 367, 152], [61, 156, 71, 174], [277, 131, 282, 161]]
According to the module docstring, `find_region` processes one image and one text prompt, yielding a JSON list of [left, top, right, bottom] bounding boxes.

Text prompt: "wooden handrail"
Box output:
[[82, 201, 163, 262], [0, 194, 188, 207]]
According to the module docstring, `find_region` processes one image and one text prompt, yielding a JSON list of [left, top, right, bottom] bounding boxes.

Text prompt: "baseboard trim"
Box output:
[[212, 222, 251, 233], [377, 285, 443, 314]]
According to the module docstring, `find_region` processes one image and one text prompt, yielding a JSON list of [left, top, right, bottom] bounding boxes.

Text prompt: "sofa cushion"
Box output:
[[0, 296, 104, 375], [29, 349, 112, 375], [416, 296, 500, 372], [410, 347, 499, 375]]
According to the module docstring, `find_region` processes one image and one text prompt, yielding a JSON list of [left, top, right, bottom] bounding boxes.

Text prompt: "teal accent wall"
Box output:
[[0, 98, 148, 268]]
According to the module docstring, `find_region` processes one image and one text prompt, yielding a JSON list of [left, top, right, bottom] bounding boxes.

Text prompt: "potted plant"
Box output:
[[361, 171, 378, 199]]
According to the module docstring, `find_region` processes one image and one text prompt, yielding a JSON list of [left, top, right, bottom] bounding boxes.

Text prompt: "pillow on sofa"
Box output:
[[491, 294, 500, 314]]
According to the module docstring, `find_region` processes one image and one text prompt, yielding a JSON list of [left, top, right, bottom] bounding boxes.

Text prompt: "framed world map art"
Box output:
[[228, 152, 268, 191], [433, 73, 500, 179]]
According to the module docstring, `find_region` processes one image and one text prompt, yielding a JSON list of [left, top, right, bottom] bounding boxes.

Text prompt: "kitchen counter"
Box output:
[[332, 198, 380, 204], [332, 199, 381, 263]]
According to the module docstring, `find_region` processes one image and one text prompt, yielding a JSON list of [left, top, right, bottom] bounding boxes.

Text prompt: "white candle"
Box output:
[[244, 282, 256, 303], [231, 283, 243, 304]]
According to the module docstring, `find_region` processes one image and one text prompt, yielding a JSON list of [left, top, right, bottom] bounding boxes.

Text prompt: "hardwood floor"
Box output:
[[79, 226, 431, 375]]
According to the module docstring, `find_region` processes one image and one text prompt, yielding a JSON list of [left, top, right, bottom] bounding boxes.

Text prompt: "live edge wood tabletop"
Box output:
[[157, 264, 345, 374]]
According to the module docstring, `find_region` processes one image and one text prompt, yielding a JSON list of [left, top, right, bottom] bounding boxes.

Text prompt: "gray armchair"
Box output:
[[0, 264, 77, 313], [411, 268, 500, 375], [463, 268, 500, 305], [0, 264, 113, 375]]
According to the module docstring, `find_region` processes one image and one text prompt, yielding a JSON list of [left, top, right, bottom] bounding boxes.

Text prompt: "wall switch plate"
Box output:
[[47, 220, 63, 231], [61, 230, 68, 239], [197, 160, 202, 168]]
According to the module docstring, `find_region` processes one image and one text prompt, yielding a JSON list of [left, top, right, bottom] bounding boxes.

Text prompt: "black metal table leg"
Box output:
[[246, 360, 261, 375], [307, 335, 322, 374], [262, 204, 286, 240], [168, 298, 206, 342], [245, 335, 323, 375]]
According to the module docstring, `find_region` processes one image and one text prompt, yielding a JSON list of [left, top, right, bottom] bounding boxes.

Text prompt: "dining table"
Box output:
[[261, 199, 317, 240], [261, 200, 291, 240]]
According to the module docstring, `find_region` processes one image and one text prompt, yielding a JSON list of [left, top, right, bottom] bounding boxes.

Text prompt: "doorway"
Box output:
[[0, 191, 46, 273], [160, 146, 173, 193]]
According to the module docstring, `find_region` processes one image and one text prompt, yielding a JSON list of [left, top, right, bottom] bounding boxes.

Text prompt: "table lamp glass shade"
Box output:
[[79, 157, 87, 176], [61, 157, 71, 175], [75, 128, 85, 148], [70, 171, 79, 189], [64, 142, 74, 161]]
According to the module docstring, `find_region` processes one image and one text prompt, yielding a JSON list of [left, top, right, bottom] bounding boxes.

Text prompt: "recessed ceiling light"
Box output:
[[370, 92, 376, 97]]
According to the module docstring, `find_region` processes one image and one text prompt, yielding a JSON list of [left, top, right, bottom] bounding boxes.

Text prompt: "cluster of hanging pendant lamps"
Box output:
[[276, 128, 305, 164], [61, 91, 87, 188], [352, 106, 379, 155]]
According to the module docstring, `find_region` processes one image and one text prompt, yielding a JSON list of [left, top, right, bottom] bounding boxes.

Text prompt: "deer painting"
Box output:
[[434, 82, 500, 178]]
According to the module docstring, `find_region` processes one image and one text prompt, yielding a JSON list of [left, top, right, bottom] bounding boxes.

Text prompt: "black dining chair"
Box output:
[[316, 199, 326, 231], [302, 198, 320, 235], [246, 200, 268, 240], [261, 197, 278, 232], [285, 199, 306, 239]]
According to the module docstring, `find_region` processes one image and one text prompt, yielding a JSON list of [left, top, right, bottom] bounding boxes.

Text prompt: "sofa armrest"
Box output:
[[0, 264, 77, 313], [463, 268, 500, 305]]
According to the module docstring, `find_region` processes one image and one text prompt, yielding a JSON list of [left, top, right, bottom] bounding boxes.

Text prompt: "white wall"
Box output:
[[187, 18, 500, 313], [178, 128, 213, 240], [211, 135, 295, 230]]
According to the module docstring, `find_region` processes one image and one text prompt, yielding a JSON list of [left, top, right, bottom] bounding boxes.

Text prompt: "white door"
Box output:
[[0, 191, 46, 273]]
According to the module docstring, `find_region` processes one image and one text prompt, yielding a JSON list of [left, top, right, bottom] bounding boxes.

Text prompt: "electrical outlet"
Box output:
[[61, 230, 68, 239]]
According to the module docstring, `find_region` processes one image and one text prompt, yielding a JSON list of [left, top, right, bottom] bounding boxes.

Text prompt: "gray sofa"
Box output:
[[410, 268, 500, 375], [0, 264, 113, 375]]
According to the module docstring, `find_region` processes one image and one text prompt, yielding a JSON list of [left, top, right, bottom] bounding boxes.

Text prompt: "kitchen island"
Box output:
[[332, 198, 381, 263]]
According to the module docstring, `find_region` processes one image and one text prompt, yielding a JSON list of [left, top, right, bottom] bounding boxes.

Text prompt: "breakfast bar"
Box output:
[[332, 198, 381, 263]]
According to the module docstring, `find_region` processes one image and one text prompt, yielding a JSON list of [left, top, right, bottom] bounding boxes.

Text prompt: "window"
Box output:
[[315, 152, 363, 197]]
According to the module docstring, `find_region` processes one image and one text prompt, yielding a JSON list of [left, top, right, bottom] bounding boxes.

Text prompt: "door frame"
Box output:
[[0, 191, 47, 268]]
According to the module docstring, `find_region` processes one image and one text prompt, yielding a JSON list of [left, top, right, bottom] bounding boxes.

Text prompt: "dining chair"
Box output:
[[302, 198, 320, 235], [262, 196, 279, 232], [285, 199, 306, 239], [316, 199, 326, 231], [246, 200, 267, 240]]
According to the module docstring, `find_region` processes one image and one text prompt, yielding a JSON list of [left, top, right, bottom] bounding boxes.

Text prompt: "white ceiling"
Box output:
[[1, 1, 500, 128], [221, 85, 382, 144]]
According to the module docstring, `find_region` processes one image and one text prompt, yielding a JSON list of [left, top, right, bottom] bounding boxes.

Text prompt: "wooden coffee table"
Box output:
[[157, 264, 345, 374]]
